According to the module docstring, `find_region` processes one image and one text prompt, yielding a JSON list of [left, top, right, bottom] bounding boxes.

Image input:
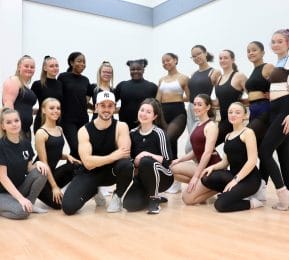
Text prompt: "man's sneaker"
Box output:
[[158, 196, 168, 203], [99, 186, 113, 196], [147, 198, 160, 214], [165, 181, 182, 194], [107, 193, 122, 213], [94, 191, 106, 207]]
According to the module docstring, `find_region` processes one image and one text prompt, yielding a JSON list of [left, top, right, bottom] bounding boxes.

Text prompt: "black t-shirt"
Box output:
[[0, 137, 34, 193], [58, 72, 94, 124], [31, 78, 63, 131], [114, 79, 158, 129]]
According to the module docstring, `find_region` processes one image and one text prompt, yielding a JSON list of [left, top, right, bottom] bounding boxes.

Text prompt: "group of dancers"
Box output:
[[0, 28, 289, 219]]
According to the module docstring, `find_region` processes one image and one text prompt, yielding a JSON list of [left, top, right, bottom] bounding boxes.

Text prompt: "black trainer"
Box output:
[[158, 196, 168, 203], [147, 198, 160, 214]]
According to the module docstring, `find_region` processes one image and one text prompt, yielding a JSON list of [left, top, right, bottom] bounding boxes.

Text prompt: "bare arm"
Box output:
[[234, 128, 258, 181], [35, 130, 58, 189], [194, 122, 219, 178], [116, 121, 131, 150], [2, 77, 20, 108], [156, 78, 163, 102], [181, 75, 190, 102], [210, 69, 222, 86]]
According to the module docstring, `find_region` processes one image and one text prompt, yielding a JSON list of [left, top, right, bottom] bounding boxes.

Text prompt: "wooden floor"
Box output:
[[1, 180, 289, 260]]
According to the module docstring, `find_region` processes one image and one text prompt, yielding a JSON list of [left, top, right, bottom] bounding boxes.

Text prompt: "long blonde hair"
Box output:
[[97, 61, 114, 88], [40, 56, 57, 86], [15, 55, 34, 89]]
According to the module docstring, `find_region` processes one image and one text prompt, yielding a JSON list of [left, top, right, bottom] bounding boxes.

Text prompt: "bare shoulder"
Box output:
[[78, 125, 89, 139], [35, 128, 48, 141], [117, 121, 129, 132], [3, 76, 20, 89], [179, 73, 189, 81], [205, 121, 218, 134], [263, 63, 275, 78], [234, 71, 247, 80], [241, 127, 256, 142]]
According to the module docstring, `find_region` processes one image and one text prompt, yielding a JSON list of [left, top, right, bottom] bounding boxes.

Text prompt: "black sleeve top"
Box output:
[[58, 72, 93, 124]]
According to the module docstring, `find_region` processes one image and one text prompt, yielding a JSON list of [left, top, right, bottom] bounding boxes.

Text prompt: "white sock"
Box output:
[[250, 198, 264, 209]]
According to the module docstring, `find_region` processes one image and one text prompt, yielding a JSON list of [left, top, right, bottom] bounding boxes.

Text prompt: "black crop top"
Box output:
[[246, 64, 270, 93]]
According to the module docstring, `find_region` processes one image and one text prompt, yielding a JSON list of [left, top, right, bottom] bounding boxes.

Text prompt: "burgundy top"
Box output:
[[190, 120, 221, 165]]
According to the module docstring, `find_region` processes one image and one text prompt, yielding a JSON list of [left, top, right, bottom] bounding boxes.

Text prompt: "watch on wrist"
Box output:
[[233, 175, 239, 183]]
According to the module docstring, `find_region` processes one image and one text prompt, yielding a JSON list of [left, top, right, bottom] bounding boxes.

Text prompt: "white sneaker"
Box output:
[[32, 205, 48, 213], [250, 198, 264, 209], [248, 180, 267, 201], [107, 193, 122, 213], [94, 192, 106, 207], [165, 181, 182, 194], [99, 186, 113, 196]]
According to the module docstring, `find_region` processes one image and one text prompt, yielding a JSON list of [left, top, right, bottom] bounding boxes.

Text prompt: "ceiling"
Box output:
[[121, 0, 168, 8]]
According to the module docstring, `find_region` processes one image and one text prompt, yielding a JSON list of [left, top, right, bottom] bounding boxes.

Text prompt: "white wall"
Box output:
[[21, 1, 153, 86], [152, 0, 289, 82], [0, 0, 22, 94], [2, 0, 289, 92]]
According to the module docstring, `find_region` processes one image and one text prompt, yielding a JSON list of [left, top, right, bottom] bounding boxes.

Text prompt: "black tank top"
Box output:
[[35, 128, 64, 171], [215, 72, 242, 120], [85, 119, 117, 157], [224, 130, 258, 176], [245, 64, 270, 93], [188, 68, 214, 103], [14, 87, 37, 132]]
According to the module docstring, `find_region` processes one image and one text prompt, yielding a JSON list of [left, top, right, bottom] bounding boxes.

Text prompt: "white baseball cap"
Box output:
[[96, 91, 115, 104]]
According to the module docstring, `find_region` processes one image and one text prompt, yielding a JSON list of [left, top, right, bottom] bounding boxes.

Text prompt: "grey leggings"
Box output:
[[0, 169, 47, 220]]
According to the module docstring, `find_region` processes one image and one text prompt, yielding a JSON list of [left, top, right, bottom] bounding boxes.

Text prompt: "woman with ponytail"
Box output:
[[259, 29, 289, 210], [186, 45, 221, 153], [35, 98, 81, 209], [170, 94, 221, 205], [213, 49, 247, 145], [31, 56, 63, 133], [2, 55, 37, 140]]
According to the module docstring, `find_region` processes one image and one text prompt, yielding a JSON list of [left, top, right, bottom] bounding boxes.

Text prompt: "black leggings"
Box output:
[[259, 95, 289, 189], [247, 99, 270, 183], [38, 163, 76, 209], [162, 102, 187, 159], [201, 170, 260, 212], [62, 158, 133, 215], [62, 121, 86, 159], [123, 156, 174, 212]]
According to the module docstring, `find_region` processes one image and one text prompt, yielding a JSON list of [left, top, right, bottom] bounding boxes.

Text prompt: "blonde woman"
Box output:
[[2, 55, 37, 139], [31, 56, 63, 133], [35, 98, 81, 209], [0, 108, 48, 219]]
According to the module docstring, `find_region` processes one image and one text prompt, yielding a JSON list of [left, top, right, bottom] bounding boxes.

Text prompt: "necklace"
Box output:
[[139, 126, 154, 136]]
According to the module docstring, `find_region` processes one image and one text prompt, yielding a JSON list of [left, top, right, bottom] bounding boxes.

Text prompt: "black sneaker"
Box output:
[[158, 196, 168, 203], [147, 198, 160, 214]]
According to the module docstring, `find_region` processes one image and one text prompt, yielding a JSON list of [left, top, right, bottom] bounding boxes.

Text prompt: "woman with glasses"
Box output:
[[186, 45, 221, 153]]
